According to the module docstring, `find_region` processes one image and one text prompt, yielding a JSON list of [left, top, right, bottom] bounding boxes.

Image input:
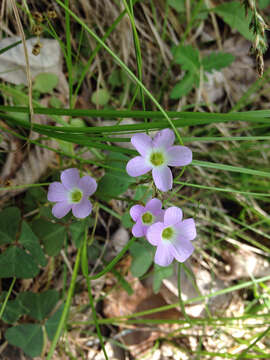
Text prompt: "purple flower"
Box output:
[[146, 206, 196, 267], [130, 198, 164, 237], [126, 129, 192, 192], [47, 168, 97, 219]]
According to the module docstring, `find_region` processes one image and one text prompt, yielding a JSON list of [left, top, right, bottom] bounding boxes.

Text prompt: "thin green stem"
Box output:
[[54, 0, 183, 145], [0, 278, 16, 319], [46, 247, 82, 360], [65, 0, 73, 107], [82, 228, 108, 360]]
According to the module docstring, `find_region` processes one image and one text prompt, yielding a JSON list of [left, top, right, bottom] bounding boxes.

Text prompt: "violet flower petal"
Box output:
[[152, 166, 172, 192], [61, 168, 80, 190], [132, 220, 144, 237], [171, 238, 194, 263], [154, 243, 174, 267], [131, 133, 152, 156], [175, 218, 197, 241], [145, 198, 162, 213], [130, 204, 144, 222], [126, 156, 152, 177], [47, 182, 68, 202], [72, 198, 92, 218], [52, 201, 72, 219], [164, 207, 183, 226], [78, 175, 97, 196], [153, 128, 175, 148], [146, 222, 164, 245], [167, 146, 192, 166]]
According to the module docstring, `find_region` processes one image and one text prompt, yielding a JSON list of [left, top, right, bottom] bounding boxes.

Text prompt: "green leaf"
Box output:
[[258, 0, 270, 9], [130, 239, 154, 278], [91, 88, 110, 106], [172, 44, 200, 74], [214, 1, 254, 41], [134, 185, 153, 201], [108, 69, 123, 86], [153, 264, 174, 293], [19, 221, 47, 267], [45, 304, 64, 341], [0, 207, 20, 245], [122, 212, 133, 229], [0, 247, 39, 278], [170, 72, 195, 99], [96, 152, 135, 200], [5, 324, 43, 358], [33, 73, 59, 93], [18, 290, 59, 321], [168, 0, 185, 12], [202, 52, 235, 73], [1, 299, 22, 324], [31, 220, 66, 256]]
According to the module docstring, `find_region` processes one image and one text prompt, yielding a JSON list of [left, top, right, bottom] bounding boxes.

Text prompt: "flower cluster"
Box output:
[[47, 128, 196, 267], [128, 128, 196, 266]]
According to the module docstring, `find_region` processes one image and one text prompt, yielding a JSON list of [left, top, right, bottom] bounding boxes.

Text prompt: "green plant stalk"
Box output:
[[84, 274, 270, 322], [174, 180, 270, 198], [2, 104, 270, 121], [65, 0, 73, 107], [72, 9, 127, 107], [82, 228, 108, 360], [124, 0, 146, 113], [46, 247, 82, 360], [0, 277, 16, 319], [54, 0, 184, 145]]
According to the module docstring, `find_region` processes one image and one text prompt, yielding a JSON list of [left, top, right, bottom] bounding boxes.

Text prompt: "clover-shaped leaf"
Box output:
[[5, 324, 43, 358], [18, 290, 59, 321], [0, 247, 39, 278], [0, 207, 20, 245]]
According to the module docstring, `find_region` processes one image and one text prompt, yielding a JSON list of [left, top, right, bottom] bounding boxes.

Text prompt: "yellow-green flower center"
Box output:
[[150, 151, 165, 166], [141, 211, 154, 225], [162, 226, 174, 240], [70, 188, 83, 203]]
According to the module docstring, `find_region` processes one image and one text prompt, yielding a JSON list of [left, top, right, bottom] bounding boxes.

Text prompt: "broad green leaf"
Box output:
[[202, 52, 235, 73], [18, 290, 59, 321], [5, 324, 43, 358], [153, 264, 174, 293], [172, 44, 200, 74], [108, 69, 123, 86], [122, 212, 133, 229], [1, 299, 22, 324], [19, 221, 47, 267], [0, 247, 39, 278], [33, 73, 58, 93], [170, 72, 195, 99], [31, 220, 66, 256], [0, 207, 20, 245], [130, 240, 154, 278], [91, 88, 110, 106], [214, 1, 254, 41], [45, 304, 64, 341], [96, 152, 135, 200], [168, 0, 185, 12]]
